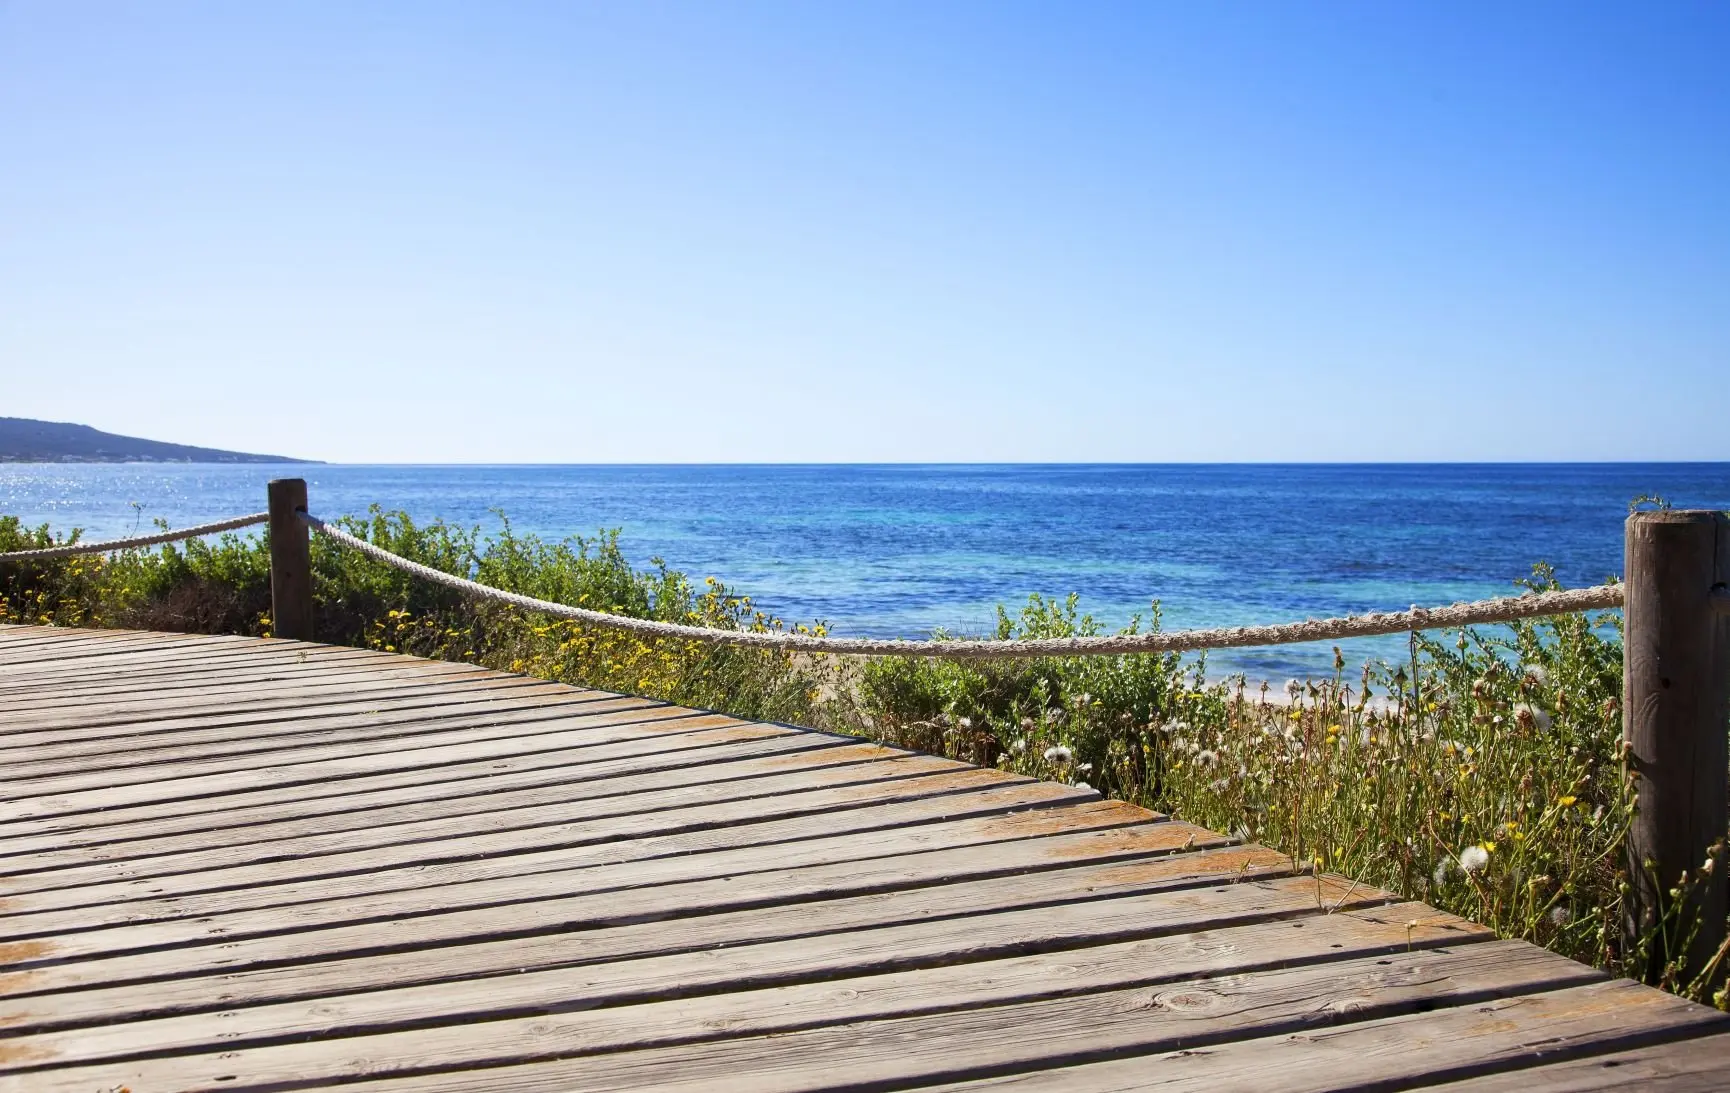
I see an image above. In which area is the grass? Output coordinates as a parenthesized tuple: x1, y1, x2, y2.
(4, 510, 1725, 1005)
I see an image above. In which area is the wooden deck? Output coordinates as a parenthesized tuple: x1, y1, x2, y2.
(1, 624, 1726, 1092)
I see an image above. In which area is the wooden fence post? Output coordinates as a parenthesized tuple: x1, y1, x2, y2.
(268, 478, 314, 642)
(1624, 509, 1729, 985)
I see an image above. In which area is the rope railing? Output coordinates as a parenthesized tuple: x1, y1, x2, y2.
(301, 511, 1624, 660)
(0, 512, 270, 562)
(8, 478, 1717, 980)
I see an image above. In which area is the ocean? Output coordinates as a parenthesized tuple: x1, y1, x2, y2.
(4, 462, 1727, 678)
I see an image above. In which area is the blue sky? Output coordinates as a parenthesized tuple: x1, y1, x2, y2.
(2, 2, 1725, 463)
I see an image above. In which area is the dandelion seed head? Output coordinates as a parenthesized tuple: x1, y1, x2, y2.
(1459, 845, 1491, 873)
(1523, 664, 1550, 687)
(1433, 858, 1453, 886)
(1284, 679, 1303, 699)
(1549, 906, 1572, 926)
(1043, 744, 1074, 764)
(1513, 703, 1553, 732)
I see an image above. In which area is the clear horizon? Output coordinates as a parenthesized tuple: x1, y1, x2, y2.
(4, 3, 1726, 463)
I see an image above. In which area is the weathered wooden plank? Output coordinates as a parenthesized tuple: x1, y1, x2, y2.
(1, 692, 662, 790)
(0, 625, 198, 648)
(0, 644, 502, 702)
(0, 649, 419, 696)
(1, 667, 588, 743)
(20, 940, 1610, 1093)
(1, 682, 613, 775)
(0, 624, 136, 642)
(916, 980, 1730, 1092)
(0, 637, 375, 677)
(5, 761, 1038, 897)
(1, 845, 1300, 1028)
(0, 711, 803, 831)
(0, 803, 1181, 965)
(0, 635, 482, 683)
(0, 648, 465, 695)
(0, 623, 203, 642)
(0, 628, 269, 660)
(0, 650, 382, 692)
(0, 730, 853, 854)
(0, 676, 590, 755)
(0, 685, 629, 776)
(0, 629, 180, 657)
(1422, 1031, 1730, 1091)
(0, 694, 704, 800)
(0, 668, 501, 720)
(2, 892, 1450, 1078)
(0, 658, 477, 708)
(0, 740, 937, 867)
(0, 655, 498, 710)
(0, 642, 404, 686)
(0, 781, 1107, 931)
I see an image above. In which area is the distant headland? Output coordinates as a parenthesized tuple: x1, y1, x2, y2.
(0, 417, 320, 464)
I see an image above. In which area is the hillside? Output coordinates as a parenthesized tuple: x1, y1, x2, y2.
(0, 417, 318, 463)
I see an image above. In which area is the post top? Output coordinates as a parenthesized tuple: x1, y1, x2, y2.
(1625, 508, 1729, 525)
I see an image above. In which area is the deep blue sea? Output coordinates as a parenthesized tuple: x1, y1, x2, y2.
(5, 463, 1728, 678)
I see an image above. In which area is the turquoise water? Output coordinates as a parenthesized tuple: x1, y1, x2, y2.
(4, 463, 1727, 678)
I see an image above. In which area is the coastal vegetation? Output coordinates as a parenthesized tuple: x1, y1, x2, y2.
(3, 509, 1724, 1006)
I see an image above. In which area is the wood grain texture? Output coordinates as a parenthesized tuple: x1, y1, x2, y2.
(49, 942, 1608, 1093)
(0, 741, 955, 868)
(0, 730, 853, 856)
(1423, 1031, 1730, 1091)
(266, 476, 313, 641)
(3, 765, 1058, 901)
(2, 625, 1724, 1092)
(1623, 510, 1730, 981)
(919, 980, 1730, 1092)
(1, 846, 1305, 1028)
(5, 901, 1465, 1085)
(1, 706, 762, 819)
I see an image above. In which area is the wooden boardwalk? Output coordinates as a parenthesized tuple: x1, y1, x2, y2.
(1, 624, 1726, 1092)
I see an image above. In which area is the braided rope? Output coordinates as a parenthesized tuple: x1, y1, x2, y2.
(0, 513, 270, 562)
(303, 512, 1624, 660)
